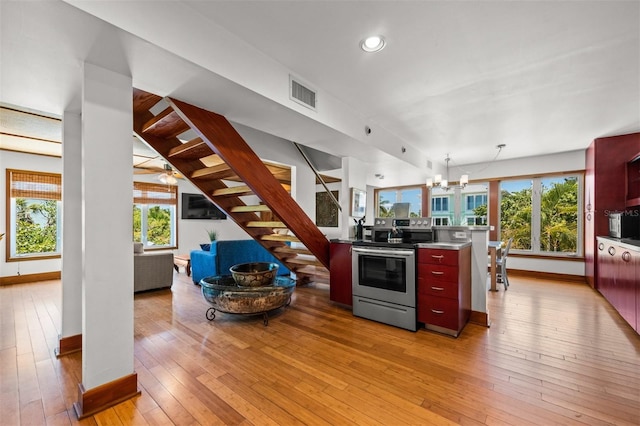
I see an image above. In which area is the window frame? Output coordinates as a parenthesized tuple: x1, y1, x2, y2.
(133, 181, 178, 250)
(374, 184, 427, 218)
(499, 173, 583, 258)
(5, 169, 62, 262)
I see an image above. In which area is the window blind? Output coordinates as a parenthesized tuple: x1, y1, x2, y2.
(133, 181, 177, 205)
(8, 169, 62, 200)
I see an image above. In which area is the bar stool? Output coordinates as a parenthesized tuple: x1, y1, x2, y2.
(496, 238, 513, 290)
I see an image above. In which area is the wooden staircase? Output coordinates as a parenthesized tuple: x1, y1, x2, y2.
(132, 89, 329, 284)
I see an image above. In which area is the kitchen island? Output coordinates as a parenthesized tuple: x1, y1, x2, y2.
(330, 225, 491, 330)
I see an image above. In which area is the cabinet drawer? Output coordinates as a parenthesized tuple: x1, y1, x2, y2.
(417, 263, 459, 284)
(418, 295, 459, 330)
(418, 279, 458, 299)
(417, 249, 459, 266)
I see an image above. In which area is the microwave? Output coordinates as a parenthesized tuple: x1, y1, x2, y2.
(608, 212, 639, 239)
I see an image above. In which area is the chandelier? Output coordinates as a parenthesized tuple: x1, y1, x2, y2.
(426, 155, 467, 191)
(426, 144, 505, 191)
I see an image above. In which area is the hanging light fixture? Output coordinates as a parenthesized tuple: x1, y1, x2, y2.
(426, 154, 464, 191)
(426, 145, 505, 191)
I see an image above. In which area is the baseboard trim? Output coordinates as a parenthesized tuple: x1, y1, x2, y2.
(0, 271, 61, 286)
(470, 311, 490, 327)
(73, 373, 140, 419)
(55, 334, 82, 357)
(509, 269, 586, 283)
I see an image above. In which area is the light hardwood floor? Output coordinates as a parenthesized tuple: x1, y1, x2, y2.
(1, 273, 639, 425)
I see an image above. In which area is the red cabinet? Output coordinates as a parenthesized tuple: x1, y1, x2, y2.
(626, 157, 640, 207)
(329, 241, 353, 306)
(596, 237, 638, 333)
(585, 133, 640, 288)
(417, 246, 471, 337)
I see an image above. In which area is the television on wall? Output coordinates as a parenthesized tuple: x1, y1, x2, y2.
(181, 193, 227, 220)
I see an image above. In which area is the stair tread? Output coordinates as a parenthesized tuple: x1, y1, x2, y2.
(273, 246, 312, 256)
(211, 185, 254, 197)
(286, 257, 323, 267)
(245, 221, 286, 228)
(168, 137, 214, 160)
(230, 205, 272, 213)
(191, 163, 234, 180)
(261, 234, 300, 243)
(142, 107, 190, 139)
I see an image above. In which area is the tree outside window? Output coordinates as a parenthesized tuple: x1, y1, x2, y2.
(6, 169, 61, 260)
(500, 179, 533, 250)
(133, 182, 177, 249)
(540, 177, 578, 253)
(500, 175, 580, 255)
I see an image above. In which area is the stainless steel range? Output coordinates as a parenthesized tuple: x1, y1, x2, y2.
(352, 217, 434, 331)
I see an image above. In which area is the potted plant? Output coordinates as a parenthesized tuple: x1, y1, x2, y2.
(200, 228, 217, 251)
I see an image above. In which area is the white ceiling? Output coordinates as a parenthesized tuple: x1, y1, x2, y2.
(1, 0, 639, 181)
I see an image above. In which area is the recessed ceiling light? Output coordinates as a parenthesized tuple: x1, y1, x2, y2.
(360, 35, 386, 53)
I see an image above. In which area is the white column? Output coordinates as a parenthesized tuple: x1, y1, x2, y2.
(81, 63, 134, 390)
(469, 228, 489, 315)
(60, 111, 82, 340)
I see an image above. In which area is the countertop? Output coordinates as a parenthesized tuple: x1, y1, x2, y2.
(415, 242, 472, 250)
(330, 238, 359, 244)
(596, 236, 640, 250)
(330, 239, 473, 250)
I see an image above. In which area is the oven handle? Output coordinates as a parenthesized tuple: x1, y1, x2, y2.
(352, 246, 415, 258)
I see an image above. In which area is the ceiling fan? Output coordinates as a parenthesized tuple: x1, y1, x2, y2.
(134, 161, 182, 184)
(157, 163, 179, 184)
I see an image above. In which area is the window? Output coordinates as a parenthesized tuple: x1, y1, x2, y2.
(133, 182, 178, 249)
(500, 175, 581, 256)
(6, 169, 62, 261)
(500, 179, 533, 250)
(376, 186, 423, 217)
(466, 194, 487, 211)
(431, 196, 449, 212)
(465, 193, 488, 225)
(433, 217, 449, 226)
(428, 183, 489, 226)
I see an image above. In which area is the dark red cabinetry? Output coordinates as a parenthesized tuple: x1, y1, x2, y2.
(416, 246, 471, 337)
(329, 241, 353, 306)
(585, 133, 640, 288)
(626, 157, 640, 207)
(596, 237, 638, 333)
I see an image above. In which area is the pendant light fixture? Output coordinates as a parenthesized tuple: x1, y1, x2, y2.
(426, 154, 466, 191)
(426, 144, 505, 191)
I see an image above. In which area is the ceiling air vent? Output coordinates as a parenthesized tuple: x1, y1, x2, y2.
(289, 75, 317, 111)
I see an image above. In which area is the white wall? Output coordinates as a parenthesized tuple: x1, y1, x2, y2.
(459, 149, 585, 181)
(1, 151, 63, 277)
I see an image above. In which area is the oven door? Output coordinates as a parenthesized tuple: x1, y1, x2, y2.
(352, 246, 416, 307)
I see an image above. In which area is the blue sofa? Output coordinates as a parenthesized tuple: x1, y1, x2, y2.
(190, 239, 290, 284)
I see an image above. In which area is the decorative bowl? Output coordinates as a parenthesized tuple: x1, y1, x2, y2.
(230, 262, 279, 287)
(200, 275, 294, 314)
